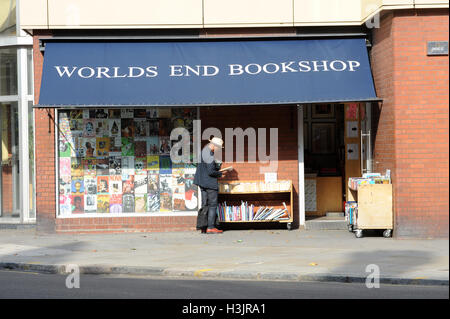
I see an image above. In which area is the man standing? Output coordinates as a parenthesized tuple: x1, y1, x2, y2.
(194, 137, 226, 234)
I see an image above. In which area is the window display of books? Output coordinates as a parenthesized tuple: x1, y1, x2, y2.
(217, 201, 290, 222)
(348, 171, 391, 191)
(219, 180, 291, 193)
(57, 108, 198, 216)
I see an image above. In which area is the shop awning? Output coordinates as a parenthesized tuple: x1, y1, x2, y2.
(37, 38, 380, 107)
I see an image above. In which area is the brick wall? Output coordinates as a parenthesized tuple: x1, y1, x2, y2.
(371, 9, 449, 238)
(34, 31, 57, 232)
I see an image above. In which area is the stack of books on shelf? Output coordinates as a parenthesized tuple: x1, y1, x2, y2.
(219, 181, 291, 193)
(217, 201, 290, 222)
(348, 171, 391, 191)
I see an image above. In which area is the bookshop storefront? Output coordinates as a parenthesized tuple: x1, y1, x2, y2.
(35, 37, 379, 233)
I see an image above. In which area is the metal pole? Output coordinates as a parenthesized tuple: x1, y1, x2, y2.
(297, 105, 305, 226)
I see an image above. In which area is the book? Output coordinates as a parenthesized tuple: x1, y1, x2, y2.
(84, 194, 97, 213)
(97, 195, 110, 213)
(109, 156, 122, 175)
(147, 193, 160, 212)
(97, 176, 109, 194)
(135, 194, 147, 213)
(134, 174, 148, 194)
(122, 194, 135, 212)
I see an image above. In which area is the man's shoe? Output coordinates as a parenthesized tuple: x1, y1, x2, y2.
(206, 228, 223, 234)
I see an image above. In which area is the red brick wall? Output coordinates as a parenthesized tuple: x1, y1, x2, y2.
(371, 9, 449, 238)
(34, 31, 57, 232)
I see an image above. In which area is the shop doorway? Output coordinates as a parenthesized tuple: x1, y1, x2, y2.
(0, 102, 20, 219)
(302, 103, 372, 227)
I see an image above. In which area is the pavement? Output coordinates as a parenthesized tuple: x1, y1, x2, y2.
(0, 228, 448, 286)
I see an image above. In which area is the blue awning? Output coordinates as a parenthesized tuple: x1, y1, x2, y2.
(37, 38, 379, 107)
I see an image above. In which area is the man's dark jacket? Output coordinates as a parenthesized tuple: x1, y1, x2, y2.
(193, 147, 222, 190)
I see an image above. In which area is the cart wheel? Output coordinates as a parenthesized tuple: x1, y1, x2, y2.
(355, 229, 363, 238)
(348, 224, 353, 232)
(383, 229, 392, 238)
(286, 223, 292, 231)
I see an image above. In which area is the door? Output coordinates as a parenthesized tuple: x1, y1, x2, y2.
(0, 102, 20, 218)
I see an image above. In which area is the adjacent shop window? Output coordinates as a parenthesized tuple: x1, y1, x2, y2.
(57, 108, 198, 216)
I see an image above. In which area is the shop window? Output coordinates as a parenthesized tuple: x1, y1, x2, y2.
(57, 108, 198, 216)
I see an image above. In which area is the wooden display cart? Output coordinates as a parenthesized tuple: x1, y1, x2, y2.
(348, 183, 393, 238)
(218, 180, 294, 230)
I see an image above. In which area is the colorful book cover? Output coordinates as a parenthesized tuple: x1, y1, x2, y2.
(94, 109, 108, 119)
(148, 120, 159, 135)
(159, 155, 172, 174)
(134, 138, 147, 157)
(184, 174, 198, 211)
(59, 157, 71, 176)
(121, 156, 135, 176)
(95, 119, 109, 137)
(121, 119, 135, 137)
(147, 193, 160, 212)
(83, 137, 96, 157)
(173, 171, 185, 188)
(84, 194, 97, 213)
(172, 192, 186, 211)
(122, 175, 135, 194)
(59, 176, 71, 196)
(122, 194, 135, 213)
(109, 194, 122, 213)
(84, 176, 97, 195)
(109, 175, 122, 194)
(134, 156, 147, 175)
(160, 192, 172, 211)
(147, 136, 159, 155)
(83, 119, 95, 137)
(71, 157, 83, 176)
(121, 137, 134, 156)
(147, 155, 159, 171)
(109, 156, 122, 175)
(59, 140, 72, 158)
(96, 137, 110, 156)
(109, 119, 121, 137)
(121, 109, 134, 118)
(159, 136, 171, 154)
(96, 157, 109, 176)
(147, 172, 159, 193)
(71, 194, 84, 214)
(59, 195, 71, 215)
(134, 174, 148, 194)
(135, 194, 147, 213)
(97, 195, 110, 213)
(83, 157, 96, 176)
(71, 176, 84, 195)
(134, 119, 148, 137)
(108, 109, 121, 119)
(97, 176, 109, 194)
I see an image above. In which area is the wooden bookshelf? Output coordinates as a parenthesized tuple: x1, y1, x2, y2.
(218, 180, 294, 230)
